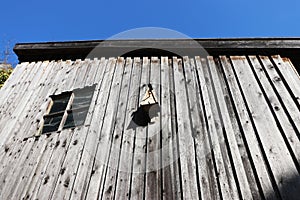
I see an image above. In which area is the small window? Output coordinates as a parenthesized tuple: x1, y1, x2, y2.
(41, 85, 95, 134)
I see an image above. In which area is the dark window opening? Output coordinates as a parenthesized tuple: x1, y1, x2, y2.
(41, 85, 95, 134)
(49, 92, 72, 114)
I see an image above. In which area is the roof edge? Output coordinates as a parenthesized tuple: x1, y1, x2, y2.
(13, 38, 300, 63)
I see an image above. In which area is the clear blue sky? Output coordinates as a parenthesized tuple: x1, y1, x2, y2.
(1, 0, 300, 64)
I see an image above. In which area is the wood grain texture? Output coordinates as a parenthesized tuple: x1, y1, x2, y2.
(0, 56, 299, 199)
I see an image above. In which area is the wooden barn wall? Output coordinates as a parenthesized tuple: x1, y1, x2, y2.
(0, 55, 300, 199)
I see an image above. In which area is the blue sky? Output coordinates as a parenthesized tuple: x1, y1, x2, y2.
(1, 0, 300, 64)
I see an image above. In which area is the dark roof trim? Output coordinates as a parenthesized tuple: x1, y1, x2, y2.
(14, 38, 300, 63)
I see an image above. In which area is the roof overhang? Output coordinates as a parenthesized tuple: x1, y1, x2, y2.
(13, 38, 300, 71)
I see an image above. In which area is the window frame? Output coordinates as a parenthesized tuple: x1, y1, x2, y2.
(39, 85, 95, 135)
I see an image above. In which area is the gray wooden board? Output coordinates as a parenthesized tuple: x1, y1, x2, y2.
(168, 57, 183, 199)
(67, 58, 109, 200)
(1, 61, 64, 184)
(160, 56, 175, 200)
(19, 134, 57, 199)
(1, 61, 42, 119)
(98, 57, 134, 199)
(196, 56, 233, 199)
(0, 61, 53, 194)
(220, 56, 277, 199)
(113, 57, 142, 199)
(144, 57, 162, 200)
(0, 61, 33, 121)
(271, 55, 300, 107)
(186, 57, 215, 200)
(1, 55, 300, 199)
(2, 61, 53, 143)
(173, 57, 200, 199)
(208, 56, 254, 199)
(251, 56, 300, 165)
(230, 56, 300, 200)
(32, 59, 90, 199)
(18, 61, 69, 199)
(0, 61, 58, 199)
(82, 57, 123, 200)
(26, 60, 65, 138)
(49, 59, 98, 199)
(32, 129, 74, 199)
(83, 57, 120, 199)
(130, 57, 149, 200)
(0, 61, 41, 134)
(0, 62, 28, 108)
(260, 56, 300, 134)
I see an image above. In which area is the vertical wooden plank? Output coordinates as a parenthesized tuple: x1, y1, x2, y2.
(220, 56, 277, 199)
(215, 57, 262, 199)
(48, 60, 101, 199)
(0, 62, 26, 93)
(144, 57, 162, 200)
(55, 59, 80, 95)
(0, 60, 53, 144)
(20, 60, 73, 200)
(26, 60, 67, 137)
(92, 57, 132, 200)
(32, 59, 92, 200)
(0, 138, 36, 197)
(271, 55, 300, 106)
(195, 56, 231, 199)
(72, 59, 91, 90)
(78, 58, 105, 125)
(0, 61, 53, 197)
(168, 58, 183, 199)
(99, 57, 135, 200)
(113, 57, 141, 199)
(2, 60, 70, 199)
(130, 57, 149, 200)
(96, 56, 126, 200)
(32, 129, 75, 200)
(48, 60, 73, 96)
(0, 62, 28, 107)
(185, 57, 215, 200)
(208, 56, 254, 199)
(82, 57, 119, 199)
(203, 57, 240, 200)
(1, 61, 41, 115)
(251, 56, 300, 165)
(54, 58, 122, 200)
(58, 59, 80, 93)
(20, 134, 58, 199)
(0, 61, 42, 136)
(262, 56, 300, 134)
(160, 56, 176, 199)
(66, 58, 110, 199)
(172, 57, 200, 200)
(0, 61, 33, 121)
(0, 61, 52, 169)
(194, 56, 226, 200)
(85, 58, 101, 87)
(15, 61, 71, 199)
(0, 61, 60, 200)
(51, 60, 102, 199)
(230, 56, 300, 200)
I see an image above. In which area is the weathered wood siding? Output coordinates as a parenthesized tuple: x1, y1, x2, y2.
(0, 55, 300, 199)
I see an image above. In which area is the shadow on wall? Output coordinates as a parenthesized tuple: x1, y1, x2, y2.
(127, 103, 160, 130)
(265, 173, 300, 200)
